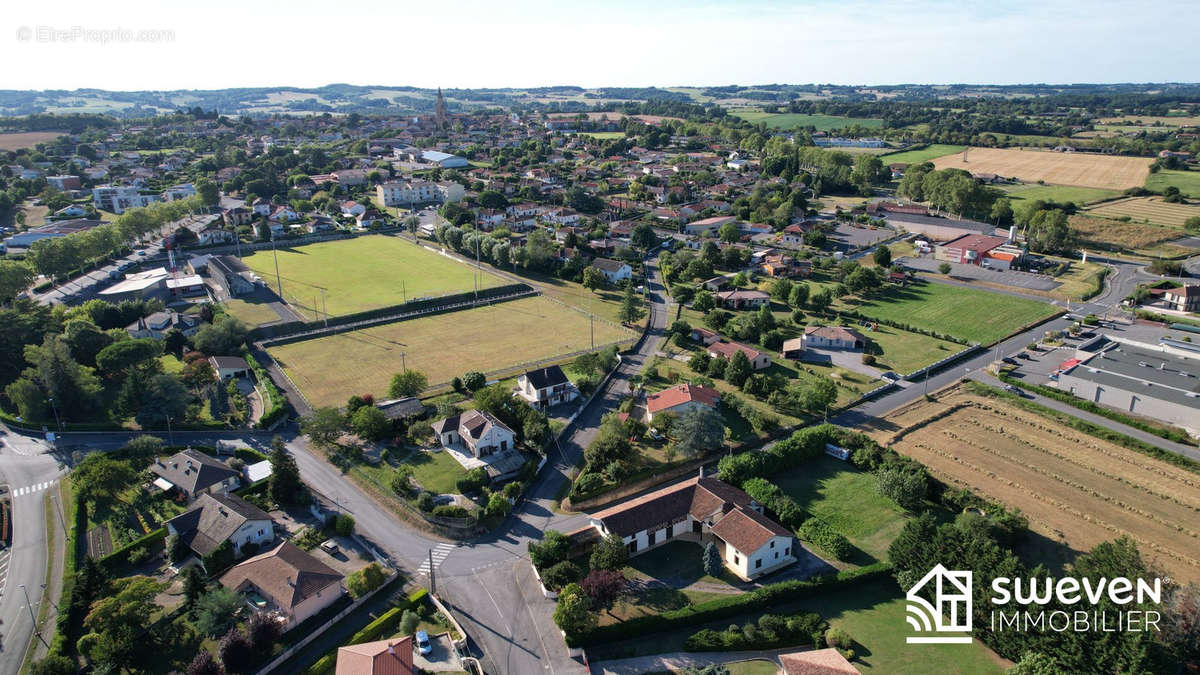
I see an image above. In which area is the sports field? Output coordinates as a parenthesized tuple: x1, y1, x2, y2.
(878, 144, 963, 165)
(1145, 168, 1200, 198)
(931, 147, 1152, 190)
(731, 111, 883, 131)
(1083, 196, 1200, 228)
(1001, 183, 1120, 205)
(240, 235, 502, 317)
(268, 296, 635, 407)
(839, 280, 1061, 345)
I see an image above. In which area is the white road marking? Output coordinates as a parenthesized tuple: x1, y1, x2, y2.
(12, 480, 56, 498)
(416, 542, 456, 574)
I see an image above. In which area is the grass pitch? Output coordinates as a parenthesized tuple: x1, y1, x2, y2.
(879, 144, 965, 165)
(268, 296, 635, 407)
(240, 235, 503, 318)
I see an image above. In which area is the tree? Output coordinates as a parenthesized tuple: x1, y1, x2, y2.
(724, 350, 752, 387)
(872, 246, 892, 268)
(168, 533, 189, 563)
(718, 221, 740, 243)
(268, 436, 304, 504)
(573, 352, 600, 377)
(702, 541, 722, 577)
(96, 338, 162, 378)
(335, 512, 356, 536)
(797, 377, 837, 414)
(83, 575, 164, 671)
(389, 369, 428, 397)
(673, 405, 725, 456)
(619, 282, 643, 323)
(788, 282, 810, 308)
(191, 315, 249, 355)
(346, 562, 388, 598)
(581, 266, 605, 293)
(1162, 582, 1200, 665)
(182, 564, 207, 607)
(692, 290, 716, 312)
(186, 650, 226, 675)
(1006, 652, 1063, 675)
(24, 334, 103, 417)
(769, 278, 793, 303)
(529, 530, 571, 570)
(631, 223, 657, 249)
(399, 609, 420, 636)
(218, 628, 253, 674)
(462, 370, 486, 392)
(73, 453, 136, 507)
(246, 611, 282, 650)
(195, 178, 220, 208)
(301, 407, 345, 447)
(1026, 208, 1073, 254)
(486, 492, 512, 518)
(1186, 216, 1200, 234)
(0, 260, 34, 305)
(580, 569, 625, 613)
(193, 586, 242, 637)
(350, 405, 390, 441)
(553, 583, 596, 636)
(29, 655, 77, 675)
(589, 533, 630, 571)
(938, 262, 952, 275)
(135, 373, 190, 428)
(875, 464, 929, 511)
(808, 289, 832, 314)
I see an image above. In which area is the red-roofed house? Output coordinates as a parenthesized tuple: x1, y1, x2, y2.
(1163, 284, 1200, 313)
(707, 341, 771, 370)
(780, 648, 860, 674)
(335, 636, 414, 675)
(588, 471, 796, 580)
(645, 383, 721, 421)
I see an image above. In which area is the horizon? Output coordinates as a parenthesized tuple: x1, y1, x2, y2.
(3, 0, 1196, 91)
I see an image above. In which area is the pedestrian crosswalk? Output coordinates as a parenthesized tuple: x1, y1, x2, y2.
(417, 542, 456, 575)
(12, 480, 55, 498)
(0, 546, 10, 593)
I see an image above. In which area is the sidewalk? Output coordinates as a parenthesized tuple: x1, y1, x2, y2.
(590, 646, 800, 674)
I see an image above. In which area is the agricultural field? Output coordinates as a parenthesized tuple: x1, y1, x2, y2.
(837, 280, 1061, 345)
(1069, 214, 1190, 256)
(731, 111, 883, 131)
(579, 131, 625, 140)
(1082, 196, 1200, 228)
(1001, 183, 1120, 206)
(0, 131, 64, 150)
(931, 147, 1152, 190)
(239, 235, 503, 317)
(867, 384, 1200, 581)
(268, 296, 635, 407)
(1097, 115, 1200, 127)
(877, 144, 964, 165)
(1145, 168, 1200, 198)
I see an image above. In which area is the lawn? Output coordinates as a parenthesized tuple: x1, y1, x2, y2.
(727, 661, 780, 675)
(837, 280, 1060, 345)
(1001, 183, 1120, 206)
(268, 296, 636, 407)
(878, 144, 964, 165)
(223, 298, 284, 326)
(580, 131, 626, 140)
(732, 111, 883, 131)
(775, 457, 909, 565)
(396, 448, 466, 495)
(239, 235, 503, 317)
(859, 323, 963, 375)
(1145, 168, 1200, 198)
(603, 540, 742, 626)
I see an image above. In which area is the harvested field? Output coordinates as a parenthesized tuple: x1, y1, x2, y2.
(931, 147, 1152, 190)
(1098, 115, 1200, 127)
(0, 131, 64, 150)
(1083, 196, 1200, 228)
(1069, 214, 1183, 250)
(866, 385, 1200, 581)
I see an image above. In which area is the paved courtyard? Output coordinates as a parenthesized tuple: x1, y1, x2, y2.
(900, 255, 1062, 291)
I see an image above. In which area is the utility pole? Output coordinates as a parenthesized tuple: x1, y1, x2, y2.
(47, 396, 63, 432)
(923, 366, 931, 395)
(320, 288, 328, 327)
(50, 493, 67, 533)
(401, 280, 407, 304)
(19, 584, 41, 645)
(166, 416, 175, 445)
(401, 352, 407, 372)
(271, 231, 283, 299)
(428, 548, 436, 594)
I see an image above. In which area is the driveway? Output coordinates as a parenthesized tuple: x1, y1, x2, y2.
(797, 346, 885, 379)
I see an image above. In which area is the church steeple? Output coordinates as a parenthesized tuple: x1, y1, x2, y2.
(435, 87, 447, 131)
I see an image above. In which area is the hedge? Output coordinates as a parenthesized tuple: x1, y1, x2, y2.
(566, 562, 891, 647)
(798, 520, 853, 561)
(244, 349, 290, 428)
(100, 527, 167, 570)
(684, 611, 824, 651)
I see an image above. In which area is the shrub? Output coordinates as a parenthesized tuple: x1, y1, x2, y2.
(683, 610, 825, 651)
(456, 466, 489, 494)
(334, 513, 355, 537)
(861, 353, 876, 365)
(347, 562, 388, 599)
(432, 504, 471, 518)
(399, 609, 420, 636)
(798, 519, 853, 561)
(825, 626, 853, 648)
(541, 561, 583, 591)
(529, 530, 571, 570)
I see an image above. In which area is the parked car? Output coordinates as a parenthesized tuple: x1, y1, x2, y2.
(319, 540, 339, 555)
(416, 630, 432, 656)
(1004, 384, 1023, 396)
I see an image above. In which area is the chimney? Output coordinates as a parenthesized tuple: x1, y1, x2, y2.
(698, 465, 705, 479)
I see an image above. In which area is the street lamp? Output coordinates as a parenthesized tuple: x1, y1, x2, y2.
(166, 415, 175, 446)
(47, 396, 63, 432)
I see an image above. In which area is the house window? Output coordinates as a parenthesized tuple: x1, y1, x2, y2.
(628, 540, 638, 554)
(500, 440, 508, 451)
(665, 526, 673, 540)
(755, 559, 762, 569)
(769, 541, 774, 549)
(648, 530, 656, 546)
(774, 552, 779, 559)
(733, 553, 739, 565)
(784, 546, 790, 556)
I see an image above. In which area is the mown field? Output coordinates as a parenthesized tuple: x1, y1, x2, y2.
(868, 385, 1200, 582)
(1001, 183, 1120, 206)
(0, 131, 64, 150)
(1069, 214, 1191, 256)
(1145, 168, 1200, 198)
(269, 296, 635, 407)
(879, 144, 964, 165)
(1098, 115, 1200, 127)
(838, 280, 1061, 345)
(931, 147, 1152, 190)
(240, 235, 502, 317)
(1083, 195, 1200, 228)
(731, 111, 883, 131)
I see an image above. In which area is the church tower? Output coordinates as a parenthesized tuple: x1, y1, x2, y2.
(435, 87, 447, 130)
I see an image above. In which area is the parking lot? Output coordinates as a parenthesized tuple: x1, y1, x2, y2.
(900, 255, 1062, 291)
(828, 221, 896, 251)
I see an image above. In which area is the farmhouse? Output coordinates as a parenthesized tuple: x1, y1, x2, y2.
(645, 383, 721, 421)
(219, 541, 345, 628)
(803, 325, 867, 351)
(780, 337, 806, 360)
(150, 448, 241, 500)
(516, 365, 578, 410)
(1055, 336, 1200, 434)
(707, 341, 771, 370)
(714, 289, 770, 310)
(591, 258, 633, 283)
(587, 472, 796, 580)
(433, 409, 516, 458)
(165, 492, 275, 559)
(779, 649, 859, 675)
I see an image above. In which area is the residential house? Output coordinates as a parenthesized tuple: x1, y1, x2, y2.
(592, 258, 633, 284)
(197, 225, 237, 246)
(780, 648, 860, 675)
(356, 210, 385, 229)
(645, 383, 721, 421)
(165, 492, 275, 559)
(689, 326, 721, 345)
(209, 356, 251, 381)
(516, 365, 578, 410)
(781, 224, 807, 247)
(707, 341, 771, 370)
(1163, 284, 1200, 312)
(331, 169, 368, 186)
(803, 325, 866, 350)
(52, 205, 87, 218)
(46, 175, 81, 191)
(250, 198, 272, 216)
(714, 289, 770, 310)
(270, 205, 300, 223)
(150, 448, 241, 500)
(162, 183, 197, 201)
(587, 472, 795, 580)
(684, 215, 736, 237)
(126, 311, 203, 339)
(432, 410, 516, 458)
(376, 397, 427, 423)
(780, 338, 806, 360)
(340, 200, 367, 217)
(219, 542, 345, 628)
(335, 636, 414, 675)
(92, 185, 160, 214)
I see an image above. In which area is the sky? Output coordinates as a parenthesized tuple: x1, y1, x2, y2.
(2, 0, 1196, 91)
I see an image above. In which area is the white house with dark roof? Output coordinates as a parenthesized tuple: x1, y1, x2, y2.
(586, 471, 796, 580)
(166, 492, 275, 559)
(591, 258, 632, 284)
(208, 356, 251, 381)
(516, 365, 578, 410)
(432, 409, 515, 458)
(150, 448, 241, 501)
(126, 311, 203, 340)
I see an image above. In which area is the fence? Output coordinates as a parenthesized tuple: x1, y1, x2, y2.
(422, 340, 636, 396)
(259, 571, 402, 675)
(902, 344, 985, 381)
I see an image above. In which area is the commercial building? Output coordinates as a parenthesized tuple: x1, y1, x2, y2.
(92, 185, 161, 214)
(376, 180, 464, 207)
